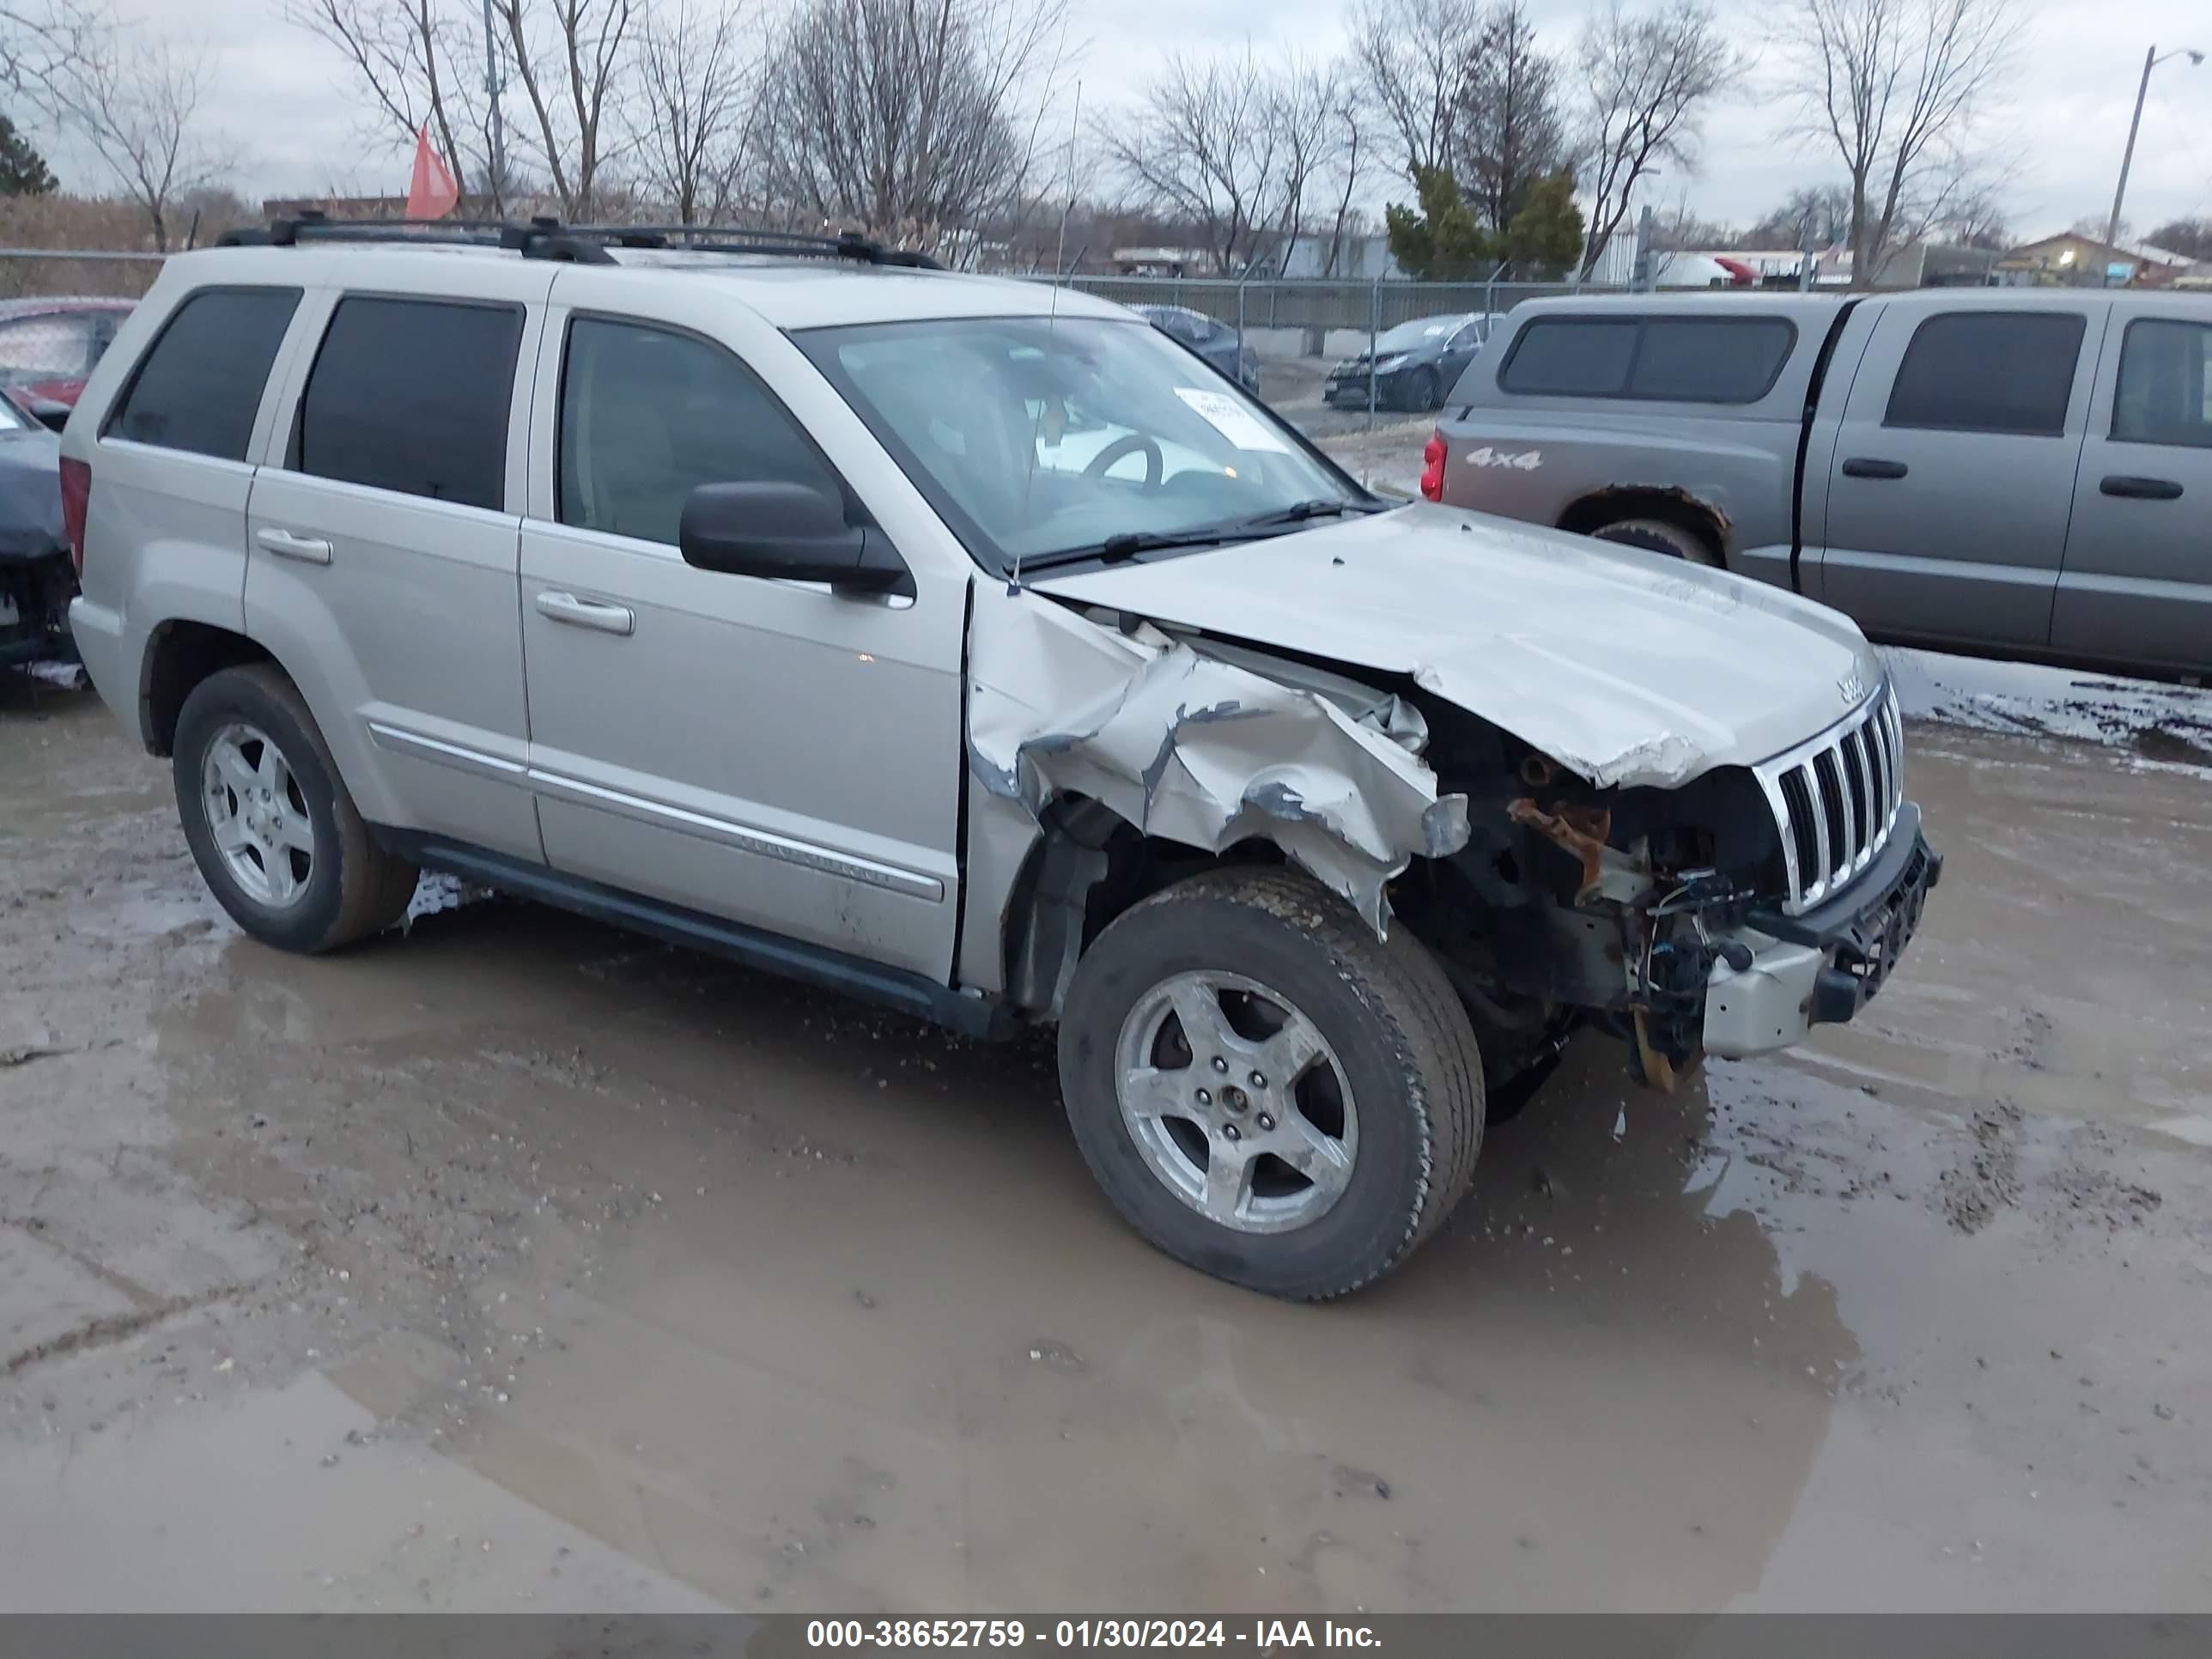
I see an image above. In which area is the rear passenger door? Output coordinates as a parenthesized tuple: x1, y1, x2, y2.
(1815, 304, 2101, 650)
(245, 276, 550, 862)
(2053, 312, 2212, 674)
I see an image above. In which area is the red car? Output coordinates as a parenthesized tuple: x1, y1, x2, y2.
(0, 295, 137, 420)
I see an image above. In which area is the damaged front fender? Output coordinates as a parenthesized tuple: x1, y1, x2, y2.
(963, 582, 1469, 995)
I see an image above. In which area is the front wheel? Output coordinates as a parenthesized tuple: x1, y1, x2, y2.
(1058, 869, 1485, 1299)
(1405, 367, 1441, 412)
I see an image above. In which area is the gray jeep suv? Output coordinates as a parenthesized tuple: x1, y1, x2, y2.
(65, 218, 1939, 1299)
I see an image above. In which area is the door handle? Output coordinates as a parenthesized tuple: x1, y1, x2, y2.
(2100, 474, 2184, 501)
(535, 591, 635, 636)
(254, 527, 334, 564)
(1841, 458, 1909, 480)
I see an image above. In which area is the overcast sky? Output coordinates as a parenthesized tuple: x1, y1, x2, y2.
(58, 0, 2212, 244)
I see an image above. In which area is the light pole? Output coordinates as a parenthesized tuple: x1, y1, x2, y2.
(481, 0, 507, 212)
(2103, 44, 2204, 266)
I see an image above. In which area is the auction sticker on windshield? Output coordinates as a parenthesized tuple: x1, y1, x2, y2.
(1174, 386, 1290, 453)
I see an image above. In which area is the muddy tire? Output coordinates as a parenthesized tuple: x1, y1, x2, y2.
(1591, 516, 1723, 567)
(1058, 867, 1484, 1299)
(173, 664, 419, 954)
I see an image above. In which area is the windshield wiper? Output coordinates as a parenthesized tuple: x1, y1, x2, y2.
(1027, 499, 1378, 572)
(1094, 526, 1243, 562)
(1230, 498, 1377, 530)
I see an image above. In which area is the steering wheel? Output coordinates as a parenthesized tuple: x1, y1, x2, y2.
(1084, 432, 1164, 491)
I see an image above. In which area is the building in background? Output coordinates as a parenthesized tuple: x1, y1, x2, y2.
(1996, 233, 2194, 287)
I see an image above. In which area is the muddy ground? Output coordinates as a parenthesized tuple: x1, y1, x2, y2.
(2, 666, 2208, 1613)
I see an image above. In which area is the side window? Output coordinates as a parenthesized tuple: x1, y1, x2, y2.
(0, 313, 94, 380)
(557, 316, 842, 548)
(295, 295, 521, 510)
(1884, 311, 2087, 436)
(2111, 318, 2212, 450)
(1498, 319, 1639, 396)
(1628, 318, 1797, 402)
(106, 287, 301, 460)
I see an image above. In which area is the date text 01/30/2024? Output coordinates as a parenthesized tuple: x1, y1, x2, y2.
(805, 1620, 1383, 1649)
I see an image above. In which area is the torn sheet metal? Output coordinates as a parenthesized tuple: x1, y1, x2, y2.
(967, 585, 1469, 939)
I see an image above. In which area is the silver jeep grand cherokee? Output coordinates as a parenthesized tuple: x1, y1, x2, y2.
(64, 218, 1940, 1300)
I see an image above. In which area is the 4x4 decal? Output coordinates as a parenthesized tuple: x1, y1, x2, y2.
(1462, 446, 1542, 471)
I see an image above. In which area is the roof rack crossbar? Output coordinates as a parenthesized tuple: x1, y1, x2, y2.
(213, 214, 933, 270)
(562, 222, 944, 270)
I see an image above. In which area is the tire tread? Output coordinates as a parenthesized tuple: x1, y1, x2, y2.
(1069, 867, 1484, 1299)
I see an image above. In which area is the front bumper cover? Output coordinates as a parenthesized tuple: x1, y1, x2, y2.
(1324, 369, 1407, 404)
(1704, 804, 1942, 1060)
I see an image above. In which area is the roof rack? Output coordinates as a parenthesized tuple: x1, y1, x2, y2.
(218, 210, 618, 264)
(216, 210, 943, 270)
(566, 224, 945, 270)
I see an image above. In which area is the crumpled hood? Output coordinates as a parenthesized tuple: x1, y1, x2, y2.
(1031, 503, 1884, 788)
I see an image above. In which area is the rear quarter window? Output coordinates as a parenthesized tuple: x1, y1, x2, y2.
(1499, 314, 1798, 404)
(105, 287, 302, 460)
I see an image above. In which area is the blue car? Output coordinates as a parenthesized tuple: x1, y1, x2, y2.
(1326, 313, 1494, 412)
(1131, 305, 1263, 394)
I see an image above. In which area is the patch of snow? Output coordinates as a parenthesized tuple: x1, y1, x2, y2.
(1883, 647, 2212, 769)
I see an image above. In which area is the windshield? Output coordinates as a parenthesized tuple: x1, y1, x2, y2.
(1374, 317, 1463, 354)
(799, 315, 1364, 573)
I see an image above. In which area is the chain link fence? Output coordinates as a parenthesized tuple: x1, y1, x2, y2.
(1049, 274, 1627, 343)
(0, 246, 167, 301)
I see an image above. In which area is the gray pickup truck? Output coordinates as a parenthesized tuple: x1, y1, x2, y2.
(1428, 289, 2212, 677)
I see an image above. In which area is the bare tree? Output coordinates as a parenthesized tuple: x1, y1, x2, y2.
(1316, 92, 1374, 276)
(629, 0, 756, 222)
(1745, 182, 1852, 247)
(1927, 177, 2009, 248)
(1106, 49, 1352, 276)
(1455, 0, 1568, 231)
(489, 0, 638, 218)
(289, 0, 512, 210)
(1574, 0, 1744, 278)
(750, 0, 1069, 258)
(1770, 0, 2015, 287)
(1349, 0, 1481, 183)
(43, 29, 234, 249)
(0, 0, 97, 89)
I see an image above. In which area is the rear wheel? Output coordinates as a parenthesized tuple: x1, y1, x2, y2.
(1591, 516, 1723, 567)
(173, 665, 419, 953)
(1058, 868, 1484, 1299)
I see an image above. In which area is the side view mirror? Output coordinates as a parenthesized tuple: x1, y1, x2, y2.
(28, 398, 70, 433)
(678, 481, 908, 595)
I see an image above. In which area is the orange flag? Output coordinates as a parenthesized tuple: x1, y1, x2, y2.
(405, 123, 459, 220)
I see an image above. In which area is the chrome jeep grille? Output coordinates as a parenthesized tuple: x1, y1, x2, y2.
(1753, 683, 1904, 915)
